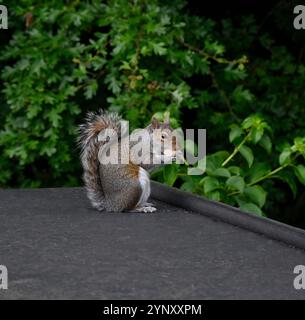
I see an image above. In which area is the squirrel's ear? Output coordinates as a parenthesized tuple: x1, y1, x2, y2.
(151, 117, 160, 129)
(163, 113, 170, 128)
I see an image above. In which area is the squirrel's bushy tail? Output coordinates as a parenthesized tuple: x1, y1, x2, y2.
(77, 109, 122, 211)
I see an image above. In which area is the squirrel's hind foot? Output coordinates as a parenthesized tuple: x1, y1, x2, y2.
(142, 202, 154, 207)
(132, 205, 157, 213)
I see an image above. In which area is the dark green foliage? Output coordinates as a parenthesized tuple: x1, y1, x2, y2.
(1, 1, 305, 224)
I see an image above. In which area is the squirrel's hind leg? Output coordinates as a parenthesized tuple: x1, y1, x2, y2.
(130, 168, 157, 213)
(104, 183, 142, 212)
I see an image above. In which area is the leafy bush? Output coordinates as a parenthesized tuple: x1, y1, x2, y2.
(1, 1, 305, 225)
(156, 114, 305, 216)
(0, 0, 246, 187)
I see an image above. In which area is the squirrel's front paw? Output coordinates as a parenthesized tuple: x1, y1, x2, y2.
(134, 205, 157, 213)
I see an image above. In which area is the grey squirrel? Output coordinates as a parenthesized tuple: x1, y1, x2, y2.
(78, 109, 182, 213)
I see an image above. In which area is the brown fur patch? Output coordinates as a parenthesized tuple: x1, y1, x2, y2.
(127, 161, 140, 179)
(92, 120, 107, 132)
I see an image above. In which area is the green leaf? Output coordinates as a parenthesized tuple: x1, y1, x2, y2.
(239, 145, 254, 168)
(239, 202, 263, 216)
(152, 42, 167, 55)
(84, 80, 98, 99)
(48, 110, 61, 128)
(232, 85, 253, 103)
(106, 75, 121, 94)
(228, 166, 243, 176)
(293, 137, 305, 153)
(206, 151, 229, 174)
(250, 127, 264, 144)
(226, 176, 245, 193)
(246, 162, 270, 184)
(206, 190, 221, 201)
(163, 164, 178, 186)
(279, 148, 291, 166)
(229, 124, 243, 143)
(181, 181, 196, 192)
(293, 165, 305, 186)
(259, 134, 272, 154)
(211, 168, 231, 178)
(242, 115, 254, 129)
(119, 61, 132, 71)
(244, 186, 267, 208)
(202, 176, 220, 193)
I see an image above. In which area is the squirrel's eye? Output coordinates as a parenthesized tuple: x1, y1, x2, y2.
(161, 132, 168, 140)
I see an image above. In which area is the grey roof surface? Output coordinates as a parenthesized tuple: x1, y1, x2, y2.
(0, 187, 305, 300)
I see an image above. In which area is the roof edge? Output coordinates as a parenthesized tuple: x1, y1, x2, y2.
(151, 181, 305, 251)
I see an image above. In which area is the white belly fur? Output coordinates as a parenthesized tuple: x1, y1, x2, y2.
(137, 167, 150, 206)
